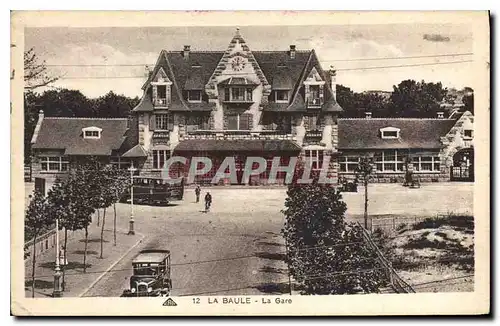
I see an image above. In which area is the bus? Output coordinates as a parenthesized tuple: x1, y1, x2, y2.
(120, 176, 184, 206)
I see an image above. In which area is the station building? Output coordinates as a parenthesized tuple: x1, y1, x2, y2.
(30, 28, 475, 185)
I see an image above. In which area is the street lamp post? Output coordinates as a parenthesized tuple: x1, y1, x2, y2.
(52, 218, 62, 297)
(128, 166, 137, 235)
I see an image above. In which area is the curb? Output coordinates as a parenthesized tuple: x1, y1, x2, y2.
(78, 232, 145, 297)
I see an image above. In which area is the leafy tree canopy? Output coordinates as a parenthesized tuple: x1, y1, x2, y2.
(281, 170, 386, 294)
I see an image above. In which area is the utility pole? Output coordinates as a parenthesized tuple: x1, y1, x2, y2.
(128, 165, 136, 235)
(52, 218, 62, 297)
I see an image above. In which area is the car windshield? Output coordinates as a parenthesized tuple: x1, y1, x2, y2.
(133, 263, 159, 276)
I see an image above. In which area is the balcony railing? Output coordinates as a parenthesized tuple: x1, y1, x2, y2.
(306, 98, 323, 108)
(305, 130, 323, 138)
(188, 129, 252, 135)
(153, 98, 169, 107)
(152, 130, 170, 139)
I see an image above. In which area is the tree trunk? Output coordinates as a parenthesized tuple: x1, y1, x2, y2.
(62, 228, 68, 291)
(100, 208, 106, 259)
(31, 233, 37, 298)
(364, 178, 368, 230)
(97, 209, 100, 227)
(83, 226, 88, 273)
(113, 203, 117, 246)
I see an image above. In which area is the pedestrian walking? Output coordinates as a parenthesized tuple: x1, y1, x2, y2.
(195, 185, 201, 203)
(204, 192, 212, 212)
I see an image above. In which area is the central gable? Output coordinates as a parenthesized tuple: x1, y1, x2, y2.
(205, 28, 271, 99)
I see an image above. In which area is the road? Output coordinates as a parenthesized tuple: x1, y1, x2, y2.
(81, 192, 290, 297)
(77, 183, 473, 297)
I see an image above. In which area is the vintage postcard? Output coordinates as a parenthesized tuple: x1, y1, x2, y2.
(11, 11, 490, 316)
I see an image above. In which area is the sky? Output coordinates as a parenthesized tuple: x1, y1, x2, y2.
(24, 24, 474, 98)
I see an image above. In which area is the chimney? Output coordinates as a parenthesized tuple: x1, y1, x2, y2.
(329, 66, 337, 101)
(183, 45, 190, 60)
(437, 111, 444, 119)
(365, 111, 372, 119)
(289, 45, 296, 59)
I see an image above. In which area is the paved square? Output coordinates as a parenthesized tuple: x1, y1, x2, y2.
(25, 182, 473, 296)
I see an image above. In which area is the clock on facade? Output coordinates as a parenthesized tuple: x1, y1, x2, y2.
(230, 56, 246, 71)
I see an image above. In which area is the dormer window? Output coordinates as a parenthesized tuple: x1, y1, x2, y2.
(151, 67, 172, 108)
(380, 127, 400, 139)
(82, 126, 102, 139)
(224, 87, 253, 102)
(187, 90, 202, 103)
(303, 67, 325, 108)
(274, 90, 289, 103)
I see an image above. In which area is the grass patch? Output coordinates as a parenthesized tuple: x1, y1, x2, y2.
(413, 214, 474, 231)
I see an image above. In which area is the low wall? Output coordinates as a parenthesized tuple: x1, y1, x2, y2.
(24, 228, 57, 262)
(340, 172, 449, 183)
(24, 228, 80, 263)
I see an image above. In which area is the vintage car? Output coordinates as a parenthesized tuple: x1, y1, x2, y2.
(120, 177, 184, 206)
(122, 249, 172, 297)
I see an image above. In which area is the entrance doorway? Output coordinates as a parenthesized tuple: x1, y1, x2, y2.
(450, 148, 474, 182)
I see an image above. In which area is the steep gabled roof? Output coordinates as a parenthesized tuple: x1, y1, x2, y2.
(338, 118, 457, 150)
(134, 30, 342, 114)
(134, 51, 222, 113)
(32, 117, 129, 156)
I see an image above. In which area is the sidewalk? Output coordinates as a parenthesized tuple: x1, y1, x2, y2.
(24, 222, 143, 298)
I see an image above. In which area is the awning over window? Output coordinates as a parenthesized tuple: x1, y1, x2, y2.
(173, 139, 301, 152)
(219, 77, 259, 86)
(121, 144, 148, 157)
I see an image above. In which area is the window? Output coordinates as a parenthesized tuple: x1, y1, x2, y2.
(380, 127, 400, 139)
(412, 156, 441, 172)
(339, 156, 360, 172)
(225, 87, 253, 102)
(304, 115, 319, 131)
(275, 90, 289, 103)
(82, 126, 102, 139)
(225, 113, 252, 131)
(153, 150, 170, 169)
(305, 150, 324, 170)
(153, 83, 171, 107)
(382, 131, 398, 138)
(270, 116, 292, 133)
(374, 150, 404, 172)
(464, 129, 473, 139)
(110, 157, 131, 170)
(155, 114, 172, 131)
(187, 90, 202, 102)
(84, 130, 99, 138)
(187, 115, 209, 131)
(307, 85, 323, 106)
(40, 156, 69, 172)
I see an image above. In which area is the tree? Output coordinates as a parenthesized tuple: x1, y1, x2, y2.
(462, 87, 474, 114)
(32, 89, 94, 117)
(93, 91, 140, 118)
(390, 79, 447, 118)
(24, 91, 39, 164)
(108, 168, 130, 246)
(24, 47, 58, 90)
(354, 157, 375, 230)
(281, 169, 385, 294)
(25, 191, 53, 297)
(336, 85, 390, 118)
(96, 165, 118, 258)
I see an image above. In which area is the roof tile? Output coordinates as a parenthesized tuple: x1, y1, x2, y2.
(338, 118, 457, 149)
